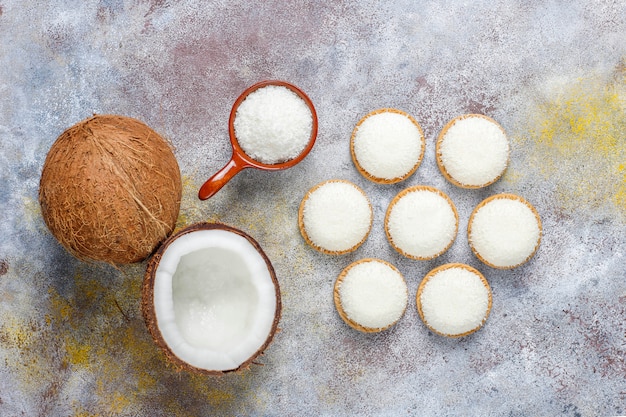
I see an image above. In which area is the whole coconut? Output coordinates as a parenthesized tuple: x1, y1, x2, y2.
(39, 115, 182, 264)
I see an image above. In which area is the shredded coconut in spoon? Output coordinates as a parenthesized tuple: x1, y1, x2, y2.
(234, 85, 313, 164)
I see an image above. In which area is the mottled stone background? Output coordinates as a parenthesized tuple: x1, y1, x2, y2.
(1, 1, 625, 416)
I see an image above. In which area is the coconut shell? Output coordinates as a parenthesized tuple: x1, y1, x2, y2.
(39, 114, 182, 264)
(141, 222, 282, 375)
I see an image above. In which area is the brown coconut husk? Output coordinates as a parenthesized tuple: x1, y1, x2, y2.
(141, 222, 282, 375)
(39, 114, 182, 264)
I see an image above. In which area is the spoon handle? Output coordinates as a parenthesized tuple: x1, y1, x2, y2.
(198, 153, 248, 200)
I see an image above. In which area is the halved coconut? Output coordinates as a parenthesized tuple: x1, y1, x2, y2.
(142, 223, 281, 375)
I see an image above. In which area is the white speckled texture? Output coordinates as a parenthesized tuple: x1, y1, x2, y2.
(419, 266, 491, 336)
(469, 196, 541, 268)
(438, 115, 509, 187)
(301, 180, 372, 253)
(0, 1, 625, 416)
(386, 187, 458, 259)
(352, 110, 424, 180)
(338, 259, 408, 330)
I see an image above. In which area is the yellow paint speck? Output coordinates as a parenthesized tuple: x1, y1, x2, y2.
(64, 337, 92, 366)
(512, 68, 626, 220)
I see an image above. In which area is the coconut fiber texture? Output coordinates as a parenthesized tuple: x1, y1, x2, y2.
(39, 115, 182, 264)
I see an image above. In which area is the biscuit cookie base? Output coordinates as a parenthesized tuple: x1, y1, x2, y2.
(416, 263, 492, 338)
(334, 258, 407, 333)
(298, 179, 373, 255)
(384, 185, 459, 260)
(350, 108, 425, 184)
(435, 114, 509, 189)
(467, 193, 542, 269)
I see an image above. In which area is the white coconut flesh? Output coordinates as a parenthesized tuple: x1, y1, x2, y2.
(153, 229, 277, 372)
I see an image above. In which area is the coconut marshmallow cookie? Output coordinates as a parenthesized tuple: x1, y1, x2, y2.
(417, 263, 492, 338)
(233, 84, 313, 164)
(468, 193, 542, 269)
(142, 223, 281, 375)
(334, 259, 408, 332)
(298, 180, 373, 254)
(350, 108, 425, 184)
(385, 186, 458, 260)
(436, 114, 509, 188)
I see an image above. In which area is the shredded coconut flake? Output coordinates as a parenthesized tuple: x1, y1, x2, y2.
(339, 260, 408, 329)
(469, 196, 541, 268)
(386, 188, 457, 259)
(439, 115, 509, 186)
(302, 181, 372, 252)
(353, 111, 424, 180)
(420, 266, 490, 336)
(234, 85, 313, 164)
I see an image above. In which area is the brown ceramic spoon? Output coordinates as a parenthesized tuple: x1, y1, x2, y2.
(198, 80, 318, 200)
